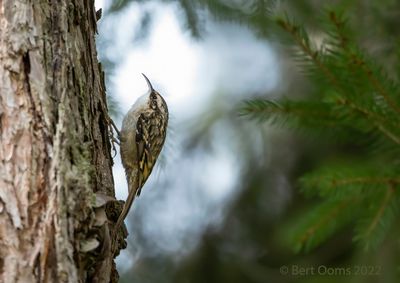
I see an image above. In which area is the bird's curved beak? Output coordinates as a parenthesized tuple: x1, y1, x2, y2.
(142, 73, 154, 93)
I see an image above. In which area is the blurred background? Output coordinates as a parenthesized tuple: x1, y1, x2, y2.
(95, 1, 400, 282)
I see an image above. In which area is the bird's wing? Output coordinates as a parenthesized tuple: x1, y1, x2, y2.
(135, 114, 152, 195)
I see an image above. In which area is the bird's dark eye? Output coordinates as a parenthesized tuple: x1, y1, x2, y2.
(151, 93, 157, 100)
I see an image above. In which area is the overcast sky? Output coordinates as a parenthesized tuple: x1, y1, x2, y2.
(95, 0, 280, 272)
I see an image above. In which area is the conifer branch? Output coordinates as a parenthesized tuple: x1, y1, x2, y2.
(277, 19, 340, 87)
(376, 124, 400, 145)
(328, 11, 348, 48)
(330, 11, 400, 116)
(361, 62, 400, 116)
(337, 98, 400, 145)
(240, 99, 339, 127)
(297, 198, 355, 249)
(278, 17, 400, 144)
(363, 185, 395, 240)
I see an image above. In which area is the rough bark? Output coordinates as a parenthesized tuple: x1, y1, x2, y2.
(0, 0, 119, 282)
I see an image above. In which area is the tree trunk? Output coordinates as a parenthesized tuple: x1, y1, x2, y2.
(0, 0, 120, 282)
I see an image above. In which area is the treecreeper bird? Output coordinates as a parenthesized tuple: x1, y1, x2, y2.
(114, 74, 169, 235)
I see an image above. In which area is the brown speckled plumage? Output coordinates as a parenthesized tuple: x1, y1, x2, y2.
(114, 74, 168, 234)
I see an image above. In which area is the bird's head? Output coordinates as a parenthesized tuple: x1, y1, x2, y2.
(142, 73, 168, 115)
